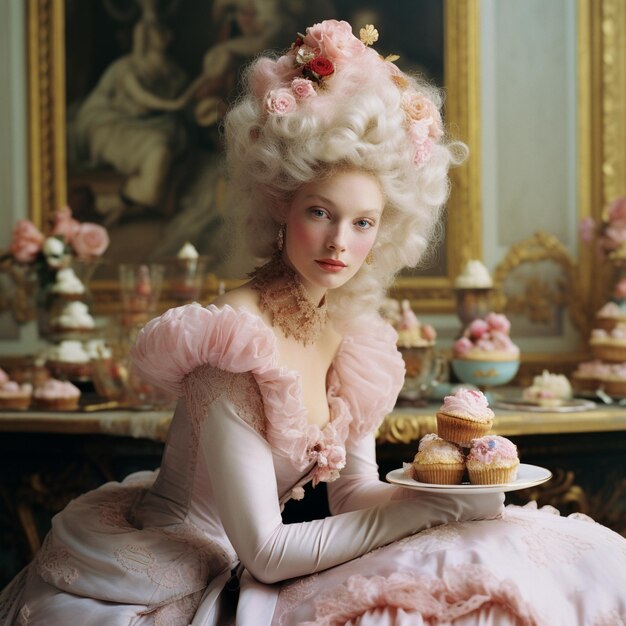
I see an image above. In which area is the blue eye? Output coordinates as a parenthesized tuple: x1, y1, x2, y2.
(310, 208, 327, 218)
(355, 219, 373, 230)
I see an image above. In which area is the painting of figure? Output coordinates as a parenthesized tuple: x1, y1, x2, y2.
(65, 0, 443, 279)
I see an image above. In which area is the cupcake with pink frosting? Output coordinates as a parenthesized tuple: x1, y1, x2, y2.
(412, 433, 465, 484)
(467, 435, 519, 484)
(453, 312, 520, 361)
(33, 378, 81, 411)
(0, 368, 33, 410)
(396, 300, 437, 348)
(436, 388, 494, 447)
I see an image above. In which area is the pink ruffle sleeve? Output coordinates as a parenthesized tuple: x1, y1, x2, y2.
(330, 315, 405, 440)
(130, 304, 278, 396)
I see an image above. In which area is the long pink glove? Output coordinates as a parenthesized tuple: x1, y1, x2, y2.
(197, 378, 504, 585)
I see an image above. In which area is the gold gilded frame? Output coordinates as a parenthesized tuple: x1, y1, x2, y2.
(26, 0, 482, 313)
(29, 2, 626, 318)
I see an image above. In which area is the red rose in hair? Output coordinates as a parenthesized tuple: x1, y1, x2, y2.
(308, 56, 334, 77)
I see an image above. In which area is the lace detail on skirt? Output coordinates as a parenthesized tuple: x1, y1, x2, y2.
(0, 565, 29, 623)
(151, 588, 205, 626)
(35, 533, 79, 585)
(301, 565, 541, 626)
(184, 364, 266, 446)
(275, 574, 319, 625)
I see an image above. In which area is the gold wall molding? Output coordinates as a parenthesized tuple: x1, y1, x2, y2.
(583, 0, 626, 324)
(27, 0, 66, 228)
(493, 231, 588, 340)
(444, 0, 482, 275)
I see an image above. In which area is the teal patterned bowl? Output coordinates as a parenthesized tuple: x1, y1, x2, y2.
(451, 358, 520, 387)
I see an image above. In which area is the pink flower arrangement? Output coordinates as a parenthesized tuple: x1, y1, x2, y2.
(2, 206, 109, 293)
(254, 19, 443, 169)
(309, 440, 346, 487)
(580, 196, 626, 261)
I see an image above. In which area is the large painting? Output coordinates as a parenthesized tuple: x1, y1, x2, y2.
(28, 0, 482, 308)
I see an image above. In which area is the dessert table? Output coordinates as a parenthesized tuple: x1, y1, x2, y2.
(1, 399, 625, 587)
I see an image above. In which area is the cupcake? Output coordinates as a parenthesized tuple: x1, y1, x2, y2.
(0, 368, 33, 410)
(45, 340, 92, 380)
(412, 433, 465, 484)
(589, 324, 626, 362)
(436, 388, 494, 447)
(466, 435, 520, 484)
(454, 259, 493, 289)
(396, 300, 437, 348)
(50, 301, 95, 335)
(522, 370, 572, 407)
(33, 379, 81, 411)
(50, 267, 86, 301)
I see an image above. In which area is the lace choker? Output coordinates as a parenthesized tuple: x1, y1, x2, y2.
(249, 254, 328, 346)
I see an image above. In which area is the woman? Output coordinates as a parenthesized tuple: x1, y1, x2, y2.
(2, 19, 625, 626)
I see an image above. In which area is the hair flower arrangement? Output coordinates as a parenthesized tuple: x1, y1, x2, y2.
(261, 19, 443, 168)
(580, 196, 626, 262)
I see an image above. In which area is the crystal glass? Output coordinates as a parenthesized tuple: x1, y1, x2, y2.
(118, 263, 164, 327)
(167, 256, 209, 302)
(454, 287, 494, 328)
(398, 345, 447, 404)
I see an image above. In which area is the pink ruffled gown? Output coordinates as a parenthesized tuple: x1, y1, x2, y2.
(1, 304, 625, 625)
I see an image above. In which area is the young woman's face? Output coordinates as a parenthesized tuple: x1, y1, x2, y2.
(283, 169, 384, 301)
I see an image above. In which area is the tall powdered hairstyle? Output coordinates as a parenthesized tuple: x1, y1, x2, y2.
(224, 20, 464, 321)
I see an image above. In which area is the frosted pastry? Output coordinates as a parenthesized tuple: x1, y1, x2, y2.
(0, 379, 33, 410)
(454, 259, 493, 289)
(522, 370, 572, 407)
(467, 435, 520, 484)
(33, 379, 81, 411)
(412, 433, 465, 484)
(453, 312, 520, 361)
(51, 301, 95, 332)
(50, 267, 86, 298)
(396, 300, 436, 348)
(436, 388, 494, 447)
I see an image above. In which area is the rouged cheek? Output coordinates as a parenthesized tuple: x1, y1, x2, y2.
(289, 220, 322, 247)
(350, 233, 377, 260)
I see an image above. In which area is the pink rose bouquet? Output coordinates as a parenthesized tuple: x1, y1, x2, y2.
(1, 206, 110, 303)
(580, 196, 626, 261)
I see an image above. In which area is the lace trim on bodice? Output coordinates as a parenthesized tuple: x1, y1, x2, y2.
(183, 364, 266, 441)
(131, 303, 404, 472)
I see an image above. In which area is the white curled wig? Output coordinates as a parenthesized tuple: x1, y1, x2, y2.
(223, 20, 464, 322)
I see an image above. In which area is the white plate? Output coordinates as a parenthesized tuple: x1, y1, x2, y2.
(492, 398, 596, 413)
(386, 463, 552, 495)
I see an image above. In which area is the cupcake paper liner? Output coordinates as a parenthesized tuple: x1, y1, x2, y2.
(413, 462, 466, 485)
(436, 412, 492, 447)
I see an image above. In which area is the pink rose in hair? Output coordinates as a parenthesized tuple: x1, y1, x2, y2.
(10, 220, 44, 263)
(402, 91, 443, 140)
(291, 77, 317, 99)
(413, 139, 434, 168)
(485, 312, 511, 334)
(266, 88, 296, 115)
(307, 56, 334, 78)
(303, 20, 365, 64)
(71, 223, 109, 259)
(50, 206, 80, 243)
